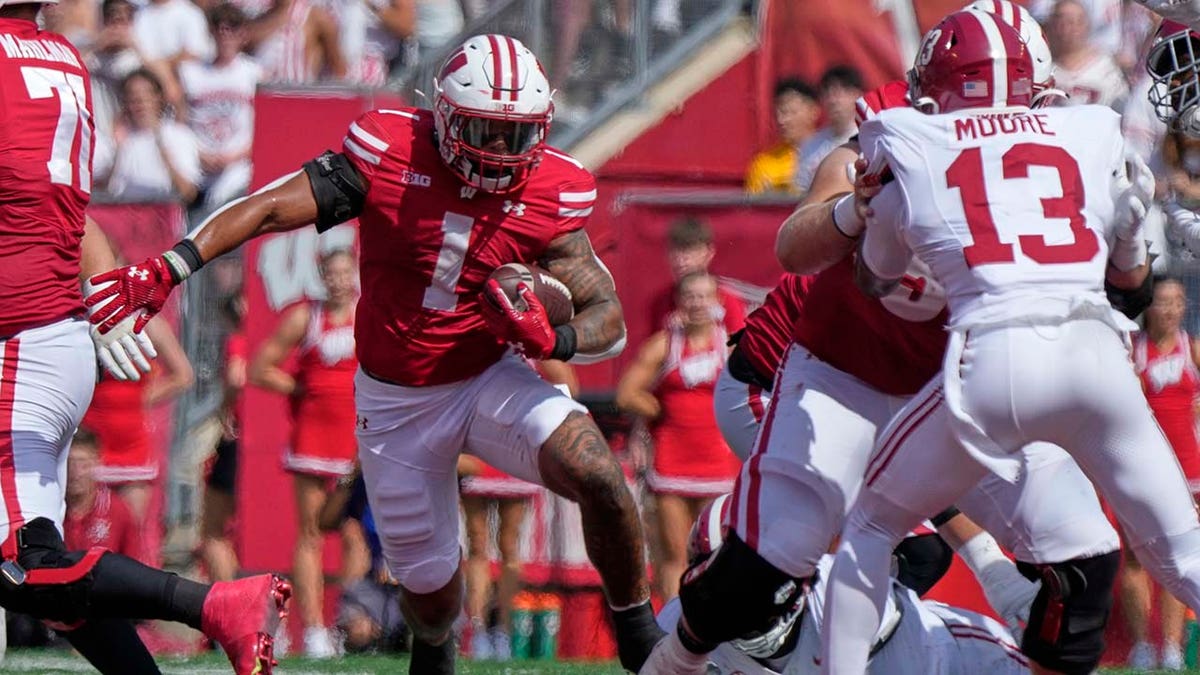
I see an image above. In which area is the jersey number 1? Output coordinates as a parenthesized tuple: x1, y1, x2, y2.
(422, 212, 475, 311)
(946, 143, 1099, 267)
(22, 66, 92, 193)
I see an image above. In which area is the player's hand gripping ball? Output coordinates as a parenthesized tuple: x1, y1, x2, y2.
(485, 263, 574, 325)
(480, 264, 574, 359)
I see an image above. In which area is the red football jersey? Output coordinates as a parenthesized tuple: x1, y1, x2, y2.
(0, 19, 94, 336)
(738, 274, 812, 381)
(855, 80, 910, 127)
(341, 108, 596, 386)
(793, 258, 947, 396)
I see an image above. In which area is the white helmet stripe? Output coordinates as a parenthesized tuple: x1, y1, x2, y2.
(972, 11, 1010, 107)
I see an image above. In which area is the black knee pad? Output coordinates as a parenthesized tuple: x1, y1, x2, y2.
(0, 518, 106, 626)
(893, 533, 953, 596)
(677, 530, 807, 653)
(1017, 550, 1120, 675)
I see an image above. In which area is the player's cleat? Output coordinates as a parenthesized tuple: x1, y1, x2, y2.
(411, 635, 455, 675)
(201, 574, 292, 675)
(1163, 642, 1184, 670)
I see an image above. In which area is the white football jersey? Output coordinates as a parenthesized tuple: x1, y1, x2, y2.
(858, 105, 1127, 331)
(657, 555, 1027, 675)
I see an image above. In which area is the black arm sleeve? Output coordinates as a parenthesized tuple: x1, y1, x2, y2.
(302, 151, 367, 232)
(1106, 272, 1154, 320)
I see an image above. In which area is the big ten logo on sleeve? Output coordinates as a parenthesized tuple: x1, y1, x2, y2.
(257, 225, 356, 310)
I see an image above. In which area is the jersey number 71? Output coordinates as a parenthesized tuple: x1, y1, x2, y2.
(21, 66, 92, 193)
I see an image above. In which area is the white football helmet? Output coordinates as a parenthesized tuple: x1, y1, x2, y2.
(1148, 21, 1200, 136)
(432, 34, 553, 193)
(966, 0, 1063, 106)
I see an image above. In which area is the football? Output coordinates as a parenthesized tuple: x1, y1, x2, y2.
(487, 263, 575, 326)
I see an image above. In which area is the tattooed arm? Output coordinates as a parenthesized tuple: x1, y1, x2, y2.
(541, 230, 627, 364)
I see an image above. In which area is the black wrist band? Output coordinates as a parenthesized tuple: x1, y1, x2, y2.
(930, 506, 961, 527)
(550, 324, 578, 361)
(165, 239, 205, 283)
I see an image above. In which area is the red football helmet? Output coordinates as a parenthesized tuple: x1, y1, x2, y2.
(1147, 21, 1200, 135)
(909, 9, 1034, 114)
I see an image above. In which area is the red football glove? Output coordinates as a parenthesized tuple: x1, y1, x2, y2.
(480, 280, 557, 359)
(84, 256, 178, 334)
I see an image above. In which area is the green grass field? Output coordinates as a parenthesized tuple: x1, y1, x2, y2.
(2, 650, 1200, 674)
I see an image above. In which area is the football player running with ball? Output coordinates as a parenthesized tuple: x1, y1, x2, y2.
(83, 34, 664, 674)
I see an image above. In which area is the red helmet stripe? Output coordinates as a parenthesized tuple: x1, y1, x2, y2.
(505, 36, 520, 101)
(487, 34, 503, 100)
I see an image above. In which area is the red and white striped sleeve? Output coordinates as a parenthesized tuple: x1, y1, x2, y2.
(855, 80, 912, 129)
(554, 172, 597, 236)
(341, 108, 418, 182)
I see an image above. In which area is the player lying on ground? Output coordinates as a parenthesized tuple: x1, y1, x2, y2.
(821, 8, 1200, 675)
(656, 495, 1030, 675)
(83, 33, 664, 675)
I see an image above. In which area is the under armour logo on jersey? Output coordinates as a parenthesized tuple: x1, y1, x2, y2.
(127, 267, 149, 282)
(356, 415, 368, 430)
(503, 200, 526, 216)
(460, 186, 477, 200)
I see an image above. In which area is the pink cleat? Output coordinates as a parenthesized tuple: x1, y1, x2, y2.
(201, 574, 292, 675)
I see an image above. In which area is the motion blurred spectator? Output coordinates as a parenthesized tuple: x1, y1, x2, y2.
(459, 359, 579, 661)
(87, 0, 183, 172)
(98, 68, 202, 204)
(83, 314, 193, 563)
(198, 292, 246, 583)
(63, 428, 140, 558)
(180, 3, 261, 211)
(795, 65, 863, 193)
(247, 0, 345, 83)
(646, 217, 746, 335)
(1123, 277, 1200, 670)
(322, 0, 413, 86)
(41, 0, 100, 49)
(249, 250, 369, 659)
(320, 471, 407, 654)
(744, 77, 820, 194)
(1029, 0, 1123, 59)
(617, 272, 740, 600)
(413, 0, 464, 58)
(134, 0, 215, 66)
(1045, 0, 1129, 109)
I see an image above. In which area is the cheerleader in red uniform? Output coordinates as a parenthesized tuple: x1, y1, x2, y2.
(82, 315, 193, 561)
(249, 250, 369, 658)
(616, 272, 740, 600)
(1122, 276, 1200, 669)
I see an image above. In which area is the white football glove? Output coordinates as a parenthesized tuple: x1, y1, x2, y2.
(83, 278, 157, 381)
(1110, 150, 1155, 270)
(957, 533, 1041, 641)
